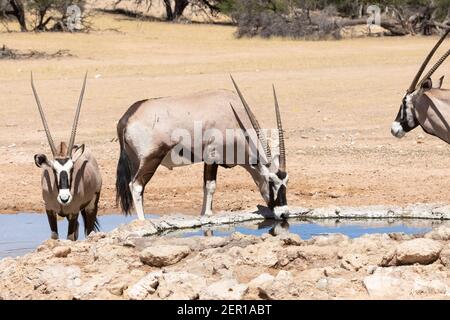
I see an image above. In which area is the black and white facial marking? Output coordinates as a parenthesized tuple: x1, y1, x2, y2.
(53, 158, 74, 205)
(34, 144, 85, 207)
(391, 93, 419, 138)
(267, 170, 289, 220)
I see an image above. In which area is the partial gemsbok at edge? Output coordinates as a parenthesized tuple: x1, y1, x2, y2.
(32, 73, 102, 241)
(116, 77, 289, 221)
(391, 28, 450, 141)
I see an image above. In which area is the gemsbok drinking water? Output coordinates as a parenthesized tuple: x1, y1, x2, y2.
(391, 28, 450, 140)
(32, 74, 102, 241)
(116, 77, 289, 221)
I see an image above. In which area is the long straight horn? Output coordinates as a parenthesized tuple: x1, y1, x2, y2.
(31, 72, 57, 157)
(419, 48, 450, 87)
(408, 28, 450, 93)
(230, 75, 272, 163)
(67, 72, 87, 156)
(273, 85, 286, 172)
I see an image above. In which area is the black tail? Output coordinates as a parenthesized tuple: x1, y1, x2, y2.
(80, 210, 100, 236)
(116, 135, 133, 216)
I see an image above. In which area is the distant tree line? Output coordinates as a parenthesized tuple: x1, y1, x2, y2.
(1, 0, 449, 37)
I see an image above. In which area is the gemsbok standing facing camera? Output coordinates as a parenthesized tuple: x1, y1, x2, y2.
(116, 77, 289, 221)
(391, 28, 450, 140)
(32, 74, 102, 241)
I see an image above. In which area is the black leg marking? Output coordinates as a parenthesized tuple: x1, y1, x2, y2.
(67, 215, 79, 241)
(46, 210, 58, 240)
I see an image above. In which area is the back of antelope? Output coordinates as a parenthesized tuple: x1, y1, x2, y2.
(32, 74, 102, 241)
(115, 76, 289, 221)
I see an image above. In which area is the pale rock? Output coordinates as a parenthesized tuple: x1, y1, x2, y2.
(258, 270, 299, 300)
(439, 244, 450, 267)
(310, 234, 349, 246)
(412, 278, 447, 295)
(396, 238, 442, 265)
(234, 242, 279, 267)
(157, 272, 207, 300)
(36, 264, 81, 293)
(280, 233, 302, 246)
(316, 278, 328, 290)
(53, 246, 71, 258)
(140, 245, 191, 267)
(340, 254, 368, 271)
(425, 226, 450, 241)
(74, 274, 113, 299)
(126, 272, 161, 300)
(363, 271, 411, 298)
(247, 273, 275, 295)
(108, 281, 128, 296)
(200, 279, 248, 300)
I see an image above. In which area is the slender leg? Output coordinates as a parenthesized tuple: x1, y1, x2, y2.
(46, 210, 58, 240)
(81, 192, 100, 236)
(201, 163, 218, 216)
(67, 214, 79, 241)
(130, 153, 165, 221)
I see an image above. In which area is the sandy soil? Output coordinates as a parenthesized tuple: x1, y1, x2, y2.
(1, 12, 450, 216)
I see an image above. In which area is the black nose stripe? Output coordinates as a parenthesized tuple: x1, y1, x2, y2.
(59, 171, 69, 189)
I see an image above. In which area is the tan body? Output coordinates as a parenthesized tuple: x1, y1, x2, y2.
(32, 73, 103, 240)
(116, 80, 289, 221)
(40, 147, 102, 216)
(413, 89, 450, 142)
(391, 29, 450, 163)
(123, 89, 267, 169)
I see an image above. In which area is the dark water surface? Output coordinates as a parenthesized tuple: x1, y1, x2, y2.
(0, 213, 447, 259)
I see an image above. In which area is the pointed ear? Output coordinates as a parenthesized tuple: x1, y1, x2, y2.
(421, 78, 433, 90)
(34, 154, 51, 168)
(71, 144, 85, 162)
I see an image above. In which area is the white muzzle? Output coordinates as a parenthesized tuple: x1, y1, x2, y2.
(58, 189, 72, 205)
(391, 121, 405, 138)
(273, 205, 290, 220)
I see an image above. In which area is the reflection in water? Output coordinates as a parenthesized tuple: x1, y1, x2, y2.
(1, 213, 448, 259)
(177, 217, 443, 239)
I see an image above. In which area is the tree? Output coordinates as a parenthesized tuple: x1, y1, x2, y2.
(26, 0, 87, 31)
(116, 0, 224, 21)
(0, 0, 27, 31)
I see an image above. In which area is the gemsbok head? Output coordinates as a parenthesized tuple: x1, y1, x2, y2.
(116, 76, 289, 221)
(32, 73, 102, 241)
(391, 28, 450, 141)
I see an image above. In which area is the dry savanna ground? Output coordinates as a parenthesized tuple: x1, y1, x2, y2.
(1, 12, 450, 216)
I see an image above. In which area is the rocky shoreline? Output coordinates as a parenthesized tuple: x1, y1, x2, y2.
(1, 206, 450, 300)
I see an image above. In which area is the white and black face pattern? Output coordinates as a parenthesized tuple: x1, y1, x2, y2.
(52, 158, 75, 205)
(267, 170, 289, 220)
(391, 94, 419, 138)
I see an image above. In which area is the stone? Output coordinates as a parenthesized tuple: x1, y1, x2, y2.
(126, 272, 161, 300)
(53, 246, 71, 258)
(140, 245, 191, 267)
(340, 254, 368, 271)
(280, 233, 302, 246)
(396, 239, 442, 265)
(425, 226, 450, 241)
(199, 279, 248, 300)
(108, 282, 128, 296)
(247, 273, 275, 293)
(157, 272, 207, 300)
(412, 278, 447, 295)
(35, 264, 81, 293)
(363, 271, 410, 298)
(257, 270, 299, 300)
(439, 244, 450, 267)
